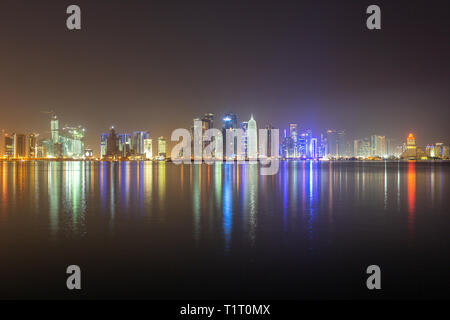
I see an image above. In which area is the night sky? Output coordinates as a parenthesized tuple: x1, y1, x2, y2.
(0, 0, 449, 155)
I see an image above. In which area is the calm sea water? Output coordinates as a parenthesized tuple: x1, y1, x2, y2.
(0, 160, 449, 299)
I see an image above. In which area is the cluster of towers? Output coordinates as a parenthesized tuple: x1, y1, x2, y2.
(100, 127, 166, 160)
(190, 112, 266, 161)
(1, 115, 86, 159)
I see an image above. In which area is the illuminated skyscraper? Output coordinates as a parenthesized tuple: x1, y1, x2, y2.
(28, 133, 39, 158)
(222, 113, 238, 159)
(353, 139, 362, 157)
(327, 129, 347, 158)
(240, 121, 248, 159)
(263, 124, 276, 158)
(222, 113, 237, 130)
(100, 134, 108, 158)
(247, 115, 257, 160)
(61, 126, 85, 158)
(201, 113, 214, 156)
(192, 118, 203, 160)
(202, 113, 214, 131)
(132, 131, 150, 156)
(370, 135, 387, 157)
(158, 136, 166, 159)
(51, 115, 59, 143)
(406, 133, 416, 150)
(144, 138, 153, 159)
(401, 133, 427, 160)
(106, 127, 119, 158)
(310, 138, 319, 159)
(13, 133, 27, 158)
(118, 133, 132, 158)
(289, 123, 298, 157)
(289, 123, 298, 138)
(4, 134, 14, 157)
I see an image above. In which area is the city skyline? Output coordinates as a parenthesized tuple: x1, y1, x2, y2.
(1, 111, 449, 161)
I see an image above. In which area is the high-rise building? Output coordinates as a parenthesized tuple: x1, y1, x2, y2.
(222, 113, 237, 130)
(406, 133, 416, 151)
(222, 113, 238, 159)
(192, 118, 203, 160)
(263, 124, 276, 158)
(158, 136, 166, 159)
(132, 131, 150, 156)
(310, 138, 319, 159)
(51, 115, 59, 143)
(13, 133, 27, 158)
(370, 135, 387, 157)
(240, 121, 248, 159)
(247, 115, 257, 160)
(401, 133, 427, 160)
(106, 127, 119, 158)
(202, 113, 214, 131)
(319, 133, 328, 158)
(201, 113, 214, 156)
(289, 124, 298, 157)
(61, 126, 85, 158)
(298, 129, 312, 158)
(144, 138, 153, 159)
(327, 129, 347, 158)
(4, 134, 14, 157)
(353, 139, 362, 157)
(100, 133, 108, 158)
(289, 124, 298, 138)
(28, 133, 39, 158)
(118, 133, 132, 158)
(0, 129, 5, 157)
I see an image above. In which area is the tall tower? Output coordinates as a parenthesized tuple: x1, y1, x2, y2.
(51, 115, 59, 143)
(222, 113, 238, 158)
(158, 136, 166, 159)
(247, 115, 258, 160)
(144, 138, 153, 159)
(406, 133, 416, 150)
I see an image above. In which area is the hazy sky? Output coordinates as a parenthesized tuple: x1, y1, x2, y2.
(0, 0, 449, 154)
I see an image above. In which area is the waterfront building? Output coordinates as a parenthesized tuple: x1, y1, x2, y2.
(28, 133, 38, 158)
(327, 129, 347, 158)
(13, 133, 27, 158)
(132, 131, 150, 156)
(400, 133, 427, 160)
(144, 138, 153, 160)
(263, 124, 275, 158)
(61, 126, 85, 158)
(310, 138, 319, 159)
(100, 133, 108, 158)
(4, 134, 14, 157)
(240, 121, 248, 159)
(118, 133, 132, 158)
(289, 124, 298, 158)
(222, 113, 238, 159)
(370, 135, 387, 157)
(158, 136, 166, 159)
(106, 127, 119, 158)
(247, 115, 258, 160)
(51, 115, 59, 143)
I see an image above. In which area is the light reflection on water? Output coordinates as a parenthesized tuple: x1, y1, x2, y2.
(0, 160, 448, 252)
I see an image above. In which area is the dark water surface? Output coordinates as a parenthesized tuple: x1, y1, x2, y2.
(0, 160, 449, 299)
